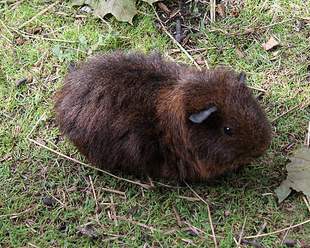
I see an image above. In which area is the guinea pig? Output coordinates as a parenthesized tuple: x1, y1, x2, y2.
(54, 52, 271, 181)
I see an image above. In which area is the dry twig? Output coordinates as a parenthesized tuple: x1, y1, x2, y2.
(237, 216, 247, 247)
(177, 195, 200, 201)
(306, 121, 310, 147)
(226, 19, 293, 37)
(117, 216, 162, 233)
(153, 8, 201, 70)
(18, 2, 57, 30)
(28, 137, 151, 189)
(172, 205, 182, 227)
(89, 175, 100, 211)
(280, 221, 294, 246)
(272, 100, 309, 123)
(302, 196, 310, 213)
(101, 187, 126, 196)
(210, 0, 216, 22)
(4, 0, 25, 14)
(0, 207, 33, 219)
(110, 196, 118, 226)
(184, 182, 218, 248)
(244, 218, 310, 239)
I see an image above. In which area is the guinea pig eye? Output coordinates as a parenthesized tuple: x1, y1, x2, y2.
(223, 127, 235, 137)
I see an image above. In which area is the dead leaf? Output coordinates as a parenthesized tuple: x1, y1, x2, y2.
(16, 37, 24, 45)
(236, 49, 245, 59)
(72, 0, 160, 24)
(217, 4, 226, 18)
(77, 226, 97, 238)
(232, 10, 240, 17)
(157, 2, 171, 15)
(95, 0, 137, 24)
(275, 146, 310, 203)
(26, 25, 42, 35)
(15, 77, 27, 87)
(262, 37, 279, 51)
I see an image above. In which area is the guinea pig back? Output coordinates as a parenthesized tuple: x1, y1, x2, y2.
(54, 52, 271, 181)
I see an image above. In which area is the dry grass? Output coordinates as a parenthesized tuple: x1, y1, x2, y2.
(1, 0, 310, 247)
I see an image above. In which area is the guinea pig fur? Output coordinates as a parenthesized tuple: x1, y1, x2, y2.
(54, 52, 271, 181)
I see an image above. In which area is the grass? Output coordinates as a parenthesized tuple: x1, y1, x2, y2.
(0, 0, 310, 247)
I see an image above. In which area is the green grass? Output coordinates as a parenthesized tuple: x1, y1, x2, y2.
(1, 0, 310, 247)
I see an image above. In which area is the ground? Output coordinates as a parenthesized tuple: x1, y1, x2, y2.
(0, 0, 310, 247)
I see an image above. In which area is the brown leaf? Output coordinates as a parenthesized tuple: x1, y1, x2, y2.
(77, 226, 97, 238)
(15, 77, 27, 87)
(26, 25, 42, 35)
(236, 49, 245, 59)
(262, 37, 279, 51)
(157, 2, 171, 14)
(217, 4, 226, 18)
(275, 146, 310, 203)
(16, 37, 24, 45)
(232, 10, 240, 17)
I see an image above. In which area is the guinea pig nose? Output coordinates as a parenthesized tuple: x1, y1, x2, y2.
(222, 127, 235, 137)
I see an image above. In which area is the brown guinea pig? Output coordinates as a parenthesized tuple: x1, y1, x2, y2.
(54, 52, 271, 181)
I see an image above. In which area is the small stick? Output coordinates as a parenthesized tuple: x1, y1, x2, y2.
(233, 237, 240, 246)
(172, 205, 182, 227)
(210, 0, 216, 22)
(280, 221, 293, 245)
(4, 0, 25, 14)
(257, 222, 267, 236)
(185, 182, 218, 248)
(18, 2, 57, 29)
(117, 216, 162, 233)
(100, 237, 119, 242)
(26, 112, 47, 139)
(44, 189, 64, 206)
(110, 196, 118, 226)
(302, 196, 310, 213)
(27, 138, 152, 189)
(298, 16, 310, 20)
(178, 195, 200, 201)
(184, 221, 224, 239)
(271, 102, 305, 123)
(96, 14, 113, 31)
(101, 187, 126, 196)
(244, 218, 310, 239)
(204, 58, 210, 69)
(0, 207, 33, 218)
(89, 175, 99, 211)
(153, 8, 201, 70)
(27, 243, 39, 248)
(154, 181, 186, 188)
(35, 37, 77, 43)
(259, 0, 268, 12)
(34, 49, 48, 67)
(239, 238, 262, 247)
(226, 19, 293, 37)
(146, 174, 155, 187)
(307, 121, 310, 147)
(237, 216, 247, 246)
(180, 238, 198, 247)
(14, 31, 77, 43)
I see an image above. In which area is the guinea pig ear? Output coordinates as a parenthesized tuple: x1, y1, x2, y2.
(189, 106, 217, 124)
(237, 71, 246, 84)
